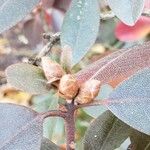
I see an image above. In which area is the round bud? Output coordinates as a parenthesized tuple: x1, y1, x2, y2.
(41, 57, 64, 83)
(59, 74, 79, 99)
(75, 79, 101, 104)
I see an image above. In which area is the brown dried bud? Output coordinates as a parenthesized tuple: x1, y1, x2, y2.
(59, 74, 79, 99)
(75, 79, 101, 104)
(41, 57, 64, 83)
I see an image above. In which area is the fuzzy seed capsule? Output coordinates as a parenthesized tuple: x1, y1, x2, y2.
(41, 57, 64, 83)
(75, 79, 101, 104)
(59, 74, 79, 99)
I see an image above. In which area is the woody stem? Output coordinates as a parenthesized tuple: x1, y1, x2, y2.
(42, 102, 76, 150)
(64, 102, 76, 150)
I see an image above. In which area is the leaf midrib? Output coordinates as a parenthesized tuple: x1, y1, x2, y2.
(100, 117, 117, 150)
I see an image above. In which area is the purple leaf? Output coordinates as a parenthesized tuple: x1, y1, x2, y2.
(76, 42, 150, 88)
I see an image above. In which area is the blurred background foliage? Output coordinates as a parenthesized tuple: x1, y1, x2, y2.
(0, 0, 150, 149)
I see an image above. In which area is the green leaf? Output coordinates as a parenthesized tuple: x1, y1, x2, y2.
(33, 91, 58, 112)
(83, 84, 113, 118)
(33, 92, 65, 144)
(6, 63, 49, 94)
(107, 68, 150, 135)
(41, 138, 59, 150)
(84, 111, 130, 150)
(0, 0, 40, 33)
(61, 0, 100, 65)
(0, 103, 43, 150)
(107, 0, 144, 26)
(46, 117, 64, 144)
(98, 19, 116, 45)
(129, 130, 150, 150)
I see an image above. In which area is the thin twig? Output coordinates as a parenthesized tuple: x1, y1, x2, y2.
(142, 9, 150, 17)
(41, 103, 76, 150)
(64, 103, 76, 150)
(100, 11, 115, 20)
(27, 9, 150, 65)
(75, 100, 105, 109)
(36, 32, 60, 59)
(27, 32, 60, 65)
(41, 109, 66, 119)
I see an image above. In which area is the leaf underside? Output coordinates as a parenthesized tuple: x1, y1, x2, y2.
(76, 42, 150, 88)
(61, 0, 100, 65)
(107, 68, 150, 135)
(0, 103, 43, 150)
(0, 0, 40, 33)
(107, 0, 144, 26)
(6, 63, 49, 94)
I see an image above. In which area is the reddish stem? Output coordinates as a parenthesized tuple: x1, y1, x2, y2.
(41, 100, 106, 150)
(41, 110, 66, 119)
(41, 98, 111, 150)
(75, 99, 105, 109)
(41, 103, 76, 150)
(64, 103, 76, 150)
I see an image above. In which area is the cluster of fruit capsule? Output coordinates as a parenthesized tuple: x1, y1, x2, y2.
(42, 57, 101, 104)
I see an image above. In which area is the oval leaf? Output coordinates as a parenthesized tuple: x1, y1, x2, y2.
(61, 0, 100, 65)
(107, 68, 150, 135)
(6, 63, 49, 94)
(0, 103, 43, 150)
(76, 42, 150, 88)
(76, 46, 127, 85)
(129, 130, 150, 150)
(84, 111, 130, 150)
(0, 0, 40, 33)
(107, 0, 145, 26)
